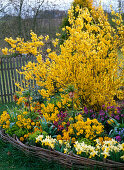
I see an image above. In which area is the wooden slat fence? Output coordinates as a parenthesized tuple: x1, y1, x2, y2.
(0, 55, 37, 103)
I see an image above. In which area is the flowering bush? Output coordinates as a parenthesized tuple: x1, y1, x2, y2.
(2, 4, 124, 112)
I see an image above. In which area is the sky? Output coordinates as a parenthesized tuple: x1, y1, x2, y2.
(1, 0, 122, 9)
(0, 0, 123, 17)
(45, 0, 122, 11)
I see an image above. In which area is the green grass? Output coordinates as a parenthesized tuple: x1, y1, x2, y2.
(0, 102, 16, 113)
(0, 139, 69, 170)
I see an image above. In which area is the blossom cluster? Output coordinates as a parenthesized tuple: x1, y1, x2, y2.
(0, 111, 10, 129)
(95, 138, 124, 159)
(74, 138, 124, 159)
(36, 135, 71, 154)
(2, 32, 45, 56)
(16, 114, 35, 129)
(59, 115, 104, 141)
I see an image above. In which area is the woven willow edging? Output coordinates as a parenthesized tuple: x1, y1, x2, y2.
(0, 129, 124, 169)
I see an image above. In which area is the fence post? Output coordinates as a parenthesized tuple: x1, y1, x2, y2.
(7, 57, 13, 102)
(0, 63, 4, 103)
(1, 58, 7, 103)
(4, 58, 10, 102)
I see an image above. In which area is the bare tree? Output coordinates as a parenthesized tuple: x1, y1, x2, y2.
(31, 0, 45, 32)
(118, 0, 124, 12)
(0, 0, 66, 50)
(0, 0, 10, 15)
(8, 0, 25, 37)
(118, 0, 121, 12)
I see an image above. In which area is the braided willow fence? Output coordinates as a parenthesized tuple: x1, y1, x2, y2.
(0, 129, 124, 169)
(0, 55, 36, 103)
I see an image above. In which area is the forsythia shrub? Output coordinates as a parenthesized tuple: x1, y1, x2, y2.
(2, 5, 124, 112)
(60, 0, 109, 43)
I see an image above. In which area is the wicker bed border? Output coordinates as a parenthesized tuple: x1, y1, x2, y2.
(0, 129, 124, 169)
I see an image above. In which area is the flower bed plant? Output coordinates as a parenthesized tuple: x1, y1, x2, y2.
(0, 0, 124, 168)
(0, 93, 124, 165)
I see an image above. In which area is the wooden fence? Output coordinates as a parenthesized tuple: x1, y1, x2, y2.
(0, 55, 37, 103)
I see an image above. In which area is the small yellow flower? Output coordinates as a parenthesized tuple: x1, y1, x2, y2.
(69, 117, 73, 122)
(59, 140, 63, 145)
(47, 48, 51, 53)
(56, 33, 60, 36)
(57, 135, 62, 140)
(6, 120, 10, 125)
(45, 35, 49, 41)
(3, 111, 7, 114)
(20, 137, 24, 142)
(62, 28, 65, 31)
(121, 155, 124, 160)
(23, 111, 27, 115)
(24, 134, 29, 138)
(31, 122, 35, 126)
(2, 47, 8, 55)
(71, 137, 76, 143)
(27, 125, 31, 129)
(107, 119, 114, 125)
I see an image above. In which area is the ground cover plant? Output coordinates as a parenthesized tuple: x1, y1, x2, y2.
(0, 0, 124, 168)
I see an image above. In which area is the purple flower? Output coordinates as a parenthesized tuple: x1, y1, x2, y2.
(121, 114, 124, 117)
(117, 110, 120, 114)
(84, 107, 88, 114)
(60, 112, 66, 118)
(58, 125, 64, 131)
(102, 104, 105, 108)
(67, 121, 70, 126)
(91, 114, 96, 118)
(78, 112, 82, 115)
(110, 106, 115, 109)
(53, 121, 58, 126)
(116, 107, 121, 111)
(107, 106, 110, 110)
(101, 117, 104, 121)
(57, 114, 60, 117)
(116, 136, 121, 142)
(111, 114, 114, 117)
(99, 110, 105, 116)
(114, 115, 120, 120)
(89, 109, 93, 113)
(64, 112, 67, 116)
